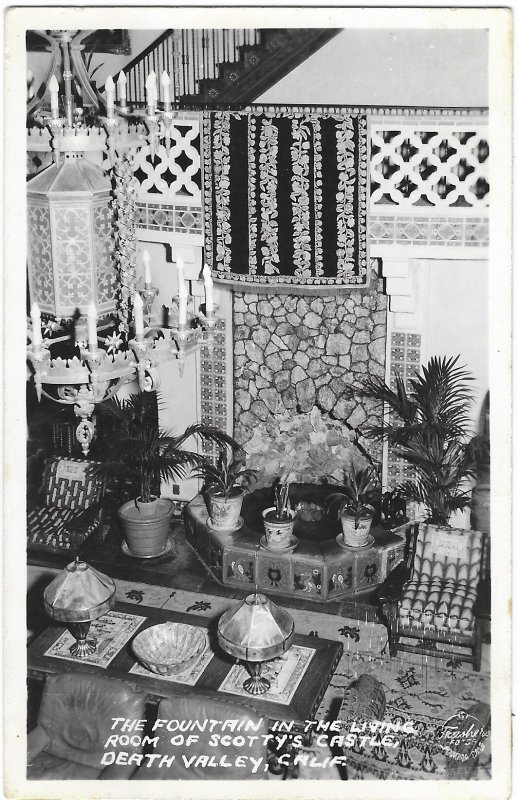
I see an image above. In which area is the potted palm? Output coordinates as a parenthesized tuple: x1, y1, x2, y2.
(262, 478, 296, 549)
(353, 355, 477, 530)
(196, 445, 256, 532)
(94, 391, 237, 556)
(325, 465, 380, 547)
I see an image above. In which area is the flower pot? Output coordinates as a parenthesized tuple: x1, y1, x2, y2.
(340, 514, 373, 547)
(262, 508, 295, 549)
(471, 481, 490, 536)
(206, 488, 245, 531)
(118, 497, 174, 557)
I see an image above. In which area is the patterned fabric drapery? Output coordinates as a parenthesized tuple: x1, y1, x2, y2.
(203, 110, 369, 290)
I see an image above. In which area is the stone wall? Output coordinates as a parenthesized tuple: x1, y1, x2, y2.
(233, 279, 388, 487)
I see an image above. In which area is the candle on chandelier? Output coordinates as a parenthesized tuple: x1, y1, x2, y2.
(142, 249, 152, 289)
(30, 302, 42, 348)
(178, 281, 188, 328)
(105, 75, 115, 117)
(133, 293, 145, 339)
(145, 71, 157, 113)
(87, 303, 98, 350)
(161, 71, 171, 111)
(49, 75, 59, 119)
(176, 254, 186, 289)
(202, 264, 214, 316)
(117, 71, 127, 105)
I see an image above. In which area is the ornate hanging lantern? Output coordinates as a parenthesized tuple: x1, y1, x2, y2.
(26, 30, 218, 455)
(27, 144, 117, 320)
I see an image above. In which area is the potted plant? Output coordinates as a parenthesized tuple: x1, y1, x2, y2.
(380, 489, 408, 532)
(94, 391, 237, 556)
(196, 444, 256, 532)
(325, 465, 380, 546)
(353, 355, 477, 531)
(262, 478, 296, 549)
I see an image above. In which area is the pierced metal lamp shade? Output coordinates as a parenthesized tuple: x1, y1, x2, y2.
(27, 155, 117, 320)
(44, 558, 116, 657)
(217, 593, 294, 695)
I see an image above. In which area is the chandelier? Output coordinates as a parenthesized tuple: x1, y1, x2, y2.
(26, 30, 217, 455)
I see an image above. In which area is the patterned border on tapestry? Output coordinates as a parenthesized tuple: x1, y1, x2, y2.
(386, 331, 422, 492)
(203, 109, 370, 292)
(199, 318, 228, 464)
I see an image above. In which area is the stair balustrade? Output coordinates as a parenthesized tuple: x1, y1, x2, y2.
(122, 29, 261, 106)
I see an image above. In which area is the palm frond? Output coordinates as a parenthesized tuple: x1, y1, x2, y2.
(94, 391, 245, 502)
(351, 355, 476, 524)
(194, 444, 256, 498)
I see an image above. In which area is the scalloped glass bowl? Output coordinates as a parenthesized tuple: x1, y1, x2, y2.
(132, 622, 206, 676)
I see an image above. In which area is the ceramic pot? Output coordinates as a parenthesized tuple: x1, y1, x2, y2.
(207, 488, 244, 530)
(471, 482, 490, 536)
(340, 514, 373, 547)
(118, 497, 174, 557)
(262, 508, 295, 548)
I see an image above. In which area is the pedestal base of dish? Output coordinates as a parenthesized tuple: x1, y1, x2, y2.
(68, 621, 96, 657)
(243, 661, 270, 695)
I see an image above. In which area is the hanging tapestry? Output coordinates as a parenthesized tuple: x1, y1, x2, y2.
(203, 110, 369, 291)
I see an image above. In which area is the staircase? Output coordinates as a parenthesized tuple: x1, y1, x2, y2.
(122, 28, 340, 107)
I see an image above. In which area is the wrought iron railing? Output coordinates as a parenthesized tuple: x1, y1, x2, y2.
(121, 29, 262, 105)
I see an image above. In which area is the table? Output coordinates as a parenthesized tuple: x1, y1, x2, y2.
(27, 601, 343, 728)
(185, 492, 406, 602)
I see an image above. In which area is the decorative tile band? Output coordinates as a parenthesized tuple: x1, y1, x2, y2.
(135, 202, 203, 234)
(199, 319, 228, 462)
(185, 494, 406, 602)
(386, 331, 422, 491)
(370, 215, 489, 248)
(134, 202, 489, 247)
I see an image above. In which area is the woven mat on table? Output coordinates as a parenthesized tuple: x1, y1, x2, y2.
(114, 578, 491, 781)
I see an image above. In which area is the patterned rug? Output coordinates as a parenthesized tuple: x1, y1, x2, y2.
(28, 568, 491, 781)
(113, 578, 490, 781)
(203, 110, 369, 290)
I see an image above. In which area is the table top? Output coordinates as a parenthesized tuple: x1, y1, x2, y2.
(27, 601, 343, 725)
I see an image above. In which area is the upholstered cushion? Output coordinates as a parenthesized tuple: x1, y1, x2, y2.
(133, 696, 269, 780)
(27, 506, 102, 551)
(38, 674, 146, 769)
(42, 458, 103, 511)
(398, 579, 478, 632)
(27, 751, 102, 780)
(399, 525, 483, 634)
(28, 506, 76, 539)
(410, 524, 483, 587)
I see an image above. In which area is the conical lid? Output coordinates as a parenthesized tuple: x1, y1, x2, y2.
(217, 593, 294, 660)
(27, 157, 110, 196)
(44, 558, 115, 622)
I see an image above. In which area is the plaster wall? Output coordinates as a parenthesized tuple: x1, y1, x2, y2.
(257, 29, 488, 108)
(419, 259, 489, 431)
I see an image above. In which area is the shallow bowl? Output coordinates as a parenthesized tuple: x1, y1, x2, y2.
(132, 622, 206, 676)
